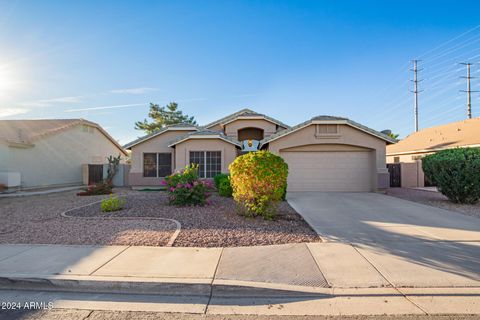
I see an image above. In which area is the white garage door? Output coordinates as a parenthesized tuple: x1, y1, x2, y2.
(281, 151, 373, 192)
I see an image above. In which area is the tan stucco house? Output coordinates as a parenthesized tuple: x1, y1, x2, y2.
(0, 119, 127, 190)
(386, 117, 480, 188)
(125, 109, 395, 192)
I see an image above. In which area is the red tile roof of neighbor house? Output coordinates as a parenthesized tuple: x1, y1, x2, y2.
(0, 119, 128, 155)
(386, 117, 480, 155)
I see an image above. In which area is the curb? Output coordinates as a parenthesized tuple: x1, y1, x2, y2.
(0, 275, 332, 298)
(0, 275, 211, 297)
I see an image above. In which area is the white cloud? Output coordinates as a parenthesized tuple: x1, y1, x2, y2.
(64, 103, 145, 112)
(0, 108, 29, 118)
(23, 96, 83, 107)
(109, 87, 158, 95)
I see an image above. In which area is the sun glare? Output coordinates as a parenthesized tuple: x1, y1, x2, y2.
(0, 65, 18, 96)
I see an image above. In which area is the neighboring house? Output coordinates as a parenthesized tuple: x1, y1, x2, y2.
(386, 117, 480, 188)
(0, 119, 128, 190)
(125, 109, 395, 192)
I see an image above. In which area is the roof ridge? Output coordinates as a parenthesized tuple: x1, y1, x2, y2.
(260, 116, 396, 145)
(204, 108, 290, 129)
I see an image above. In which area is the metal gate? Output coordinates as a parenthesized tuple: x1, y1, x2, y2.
(88, 164, 104, 185)
(387, 164, 401, 188)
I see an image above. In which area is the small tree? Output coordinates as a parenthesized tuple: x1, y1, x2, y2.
(106, 154, 122, 185)
(229, 151, 288, 220)
(135, 102, 197, 134)
(422, 148, 480, 204)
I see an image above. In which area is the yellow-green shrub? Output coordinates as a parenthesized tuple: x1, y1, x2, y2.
(101, 195, 126, 212)
(229, 151, 288, 219)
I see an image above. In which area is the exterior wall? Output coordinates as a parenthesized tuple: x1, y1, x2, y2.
(129, 130, 194, 186)
(224, 119, 278, 140)
(386, 152, 431, 188)
(101, 164, 130, 187)
(4, 125, 125, 189)
(267, 124, 389, 190)
(208, 124, 223, 132)
(0, 144, 7, 172)
(173, 139, 238, 173)
(398, 162, 424, 188)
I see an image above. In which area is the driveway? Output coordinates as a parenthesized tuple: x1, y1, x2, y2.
(287, 192, 480, 287)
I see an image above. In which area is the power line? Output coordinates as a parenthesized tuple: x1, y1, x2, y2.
(416, 24, 480, 59)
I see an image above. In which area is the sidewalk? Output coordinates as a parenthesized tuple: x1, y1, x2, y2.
(0, 186, 83, 198)
(0, 243, 479, 315)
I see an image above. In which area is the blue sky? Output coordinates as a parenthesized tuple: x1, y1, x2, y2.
(1, 1, 480, 143)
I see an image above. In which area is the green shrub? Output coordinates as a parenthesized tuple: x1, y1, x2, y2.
(229, 151, 288, 219)
(422, 148, 480, 204)
(77, 182, 112, 196)
(218, 178, 233, 197)
(164, 164, 213, 206)
(101, 195, 126, 212)
(213, 173, 229, 189)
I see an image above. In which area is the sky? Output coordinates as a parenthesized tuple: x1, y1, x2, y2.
(1, 0, 480, 143)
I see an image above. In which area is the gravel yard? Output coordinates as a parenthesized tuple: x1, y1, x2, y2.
(386, 187, 480, 219)
(0, 188, 319, 247)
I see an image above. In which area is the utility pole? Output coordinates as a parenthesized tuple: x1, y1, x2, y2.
(411, 60, 423, 132)
(460, 62, 478, 119)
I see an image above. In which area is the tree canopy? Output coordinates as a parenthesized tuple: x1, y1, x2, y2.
(135, 102, 197, 134)
(388, 132, 400, 139)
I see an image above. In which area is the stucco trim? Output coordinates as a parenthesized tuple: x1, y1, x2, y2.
(124, 126, 198, 149)
(204, 108, 290, 130)
(280, 143, 373, 152)
(221, 115, 288, 129)
(386, 143, 480, 156)
(168, 135, 242, 147)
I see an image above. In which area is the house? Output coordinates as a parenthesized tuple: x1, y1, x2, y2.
(386, 117, 480, 188)
(0, 119, 128, 190)
(125, 109, 395, 192)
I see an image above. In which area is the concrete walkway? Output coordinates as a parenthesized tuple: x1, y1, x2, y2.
(0, 243, 479, 315)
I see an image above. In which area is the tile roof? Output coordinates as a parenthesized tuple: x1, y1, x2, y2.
(386, 117, 480, 155)
(204, 108, 290, 129)
(260, 115, 396, 146)
(0, 119, 127, 155)
(168, 129, 242, 147)
(123, 123, 198, 149)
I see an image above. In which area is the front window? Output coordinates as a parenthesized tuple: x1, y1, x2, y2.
(143, 153, 172, 177)
(189, 151, 221, 178)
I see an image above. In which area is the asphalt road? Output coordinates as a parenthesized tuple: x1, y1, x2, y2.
(1, 309, 479, 320)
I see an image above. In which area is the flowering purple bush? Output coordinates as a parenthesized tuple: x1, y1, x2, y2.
(164, 164, 213, 206)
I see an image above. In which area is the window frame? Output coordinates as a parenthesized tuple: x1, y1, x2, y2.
(189, 151, 222, 178)
(143, 152, 172, 178)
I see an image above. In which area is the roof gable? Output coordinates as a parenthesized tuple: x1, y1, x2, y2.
(386, 117, 480, 155)
(0, 119, 127, 155)
(204, 108, 290, 129)
(260, 116, 396, 146)
(168, 129, 241, 147)
(124, 124, 199, 149)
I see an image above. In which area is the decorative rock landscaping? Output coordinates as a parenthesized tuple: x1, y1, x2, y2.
(0, 188, 320, 247)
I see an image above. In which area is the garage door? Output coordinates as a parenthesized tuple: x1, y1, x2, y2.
(281, 151, 373, 192)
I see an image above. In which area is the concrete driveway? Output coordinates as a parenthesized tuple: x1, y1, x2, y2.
(287, 192, 480, 287)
